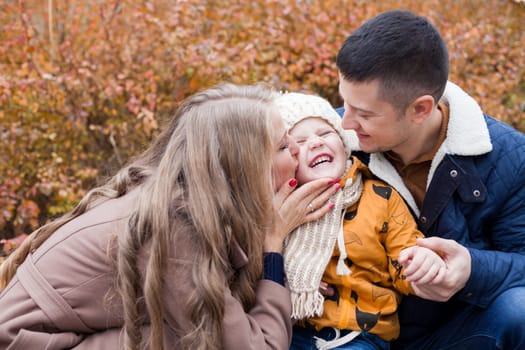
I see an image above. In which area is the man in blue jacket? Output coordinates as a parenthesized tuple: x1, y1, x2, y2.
(335, 10, 525, 349)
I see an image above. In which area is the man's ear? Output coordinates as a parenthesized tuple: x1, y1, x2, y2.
(408, 95, 435, 124)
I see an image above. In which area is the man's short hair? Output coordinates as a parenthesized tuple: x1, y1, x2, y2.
(336, 10, 449, 112)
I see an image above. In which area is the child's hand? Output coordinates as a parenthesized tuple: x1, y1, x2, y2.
(398, 245, 446, 285)
(402, 237, 471, 302)
(319, 281, 335, 297)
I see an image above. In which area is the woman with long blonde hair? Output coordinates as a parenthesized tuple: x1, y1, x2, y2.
(0, 83, 339, 349)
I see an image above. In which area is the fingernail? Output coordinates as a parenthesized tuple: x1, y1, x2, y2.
(334, 183, 341, 190)
(288, 178, 297, 187)
(327, 180, 335, 185)
(329, 203, 335, 209)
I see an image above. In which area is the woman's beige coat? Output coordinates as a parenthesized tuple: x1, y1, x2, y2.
(0, 191, 292, 349)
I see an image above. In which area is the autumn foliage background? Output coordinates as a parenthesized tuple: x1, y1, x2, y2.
(1, 0, 525, 257)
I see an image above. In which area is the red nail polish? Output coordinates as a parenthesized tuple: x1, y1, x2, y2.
(327, 180, 335, 185)
(288, 178, 297, 187)
(329, 203, 335, 209)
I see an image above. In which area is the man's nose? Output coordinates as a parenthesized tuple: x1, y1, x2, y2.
(341, 109, 359, 130)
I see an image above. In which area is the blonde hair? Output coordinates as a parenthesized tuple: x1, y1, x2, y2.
(0, 83, 278, 350)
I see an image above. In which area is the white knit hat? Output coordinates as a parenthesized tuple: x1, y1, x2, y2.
(276, 92, 351, 156)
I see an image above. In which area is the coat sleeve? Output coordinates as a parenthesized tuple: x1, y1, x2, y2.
(73, 255, 293, 350)
(0, 256, 88, 350)
(459, 140, 525, 306)
(221, 280, 292, 350)
(73, 280, 294, 350)
(0, 275, 85, 350)
(71, 324, 181, 349)
(381, 187, 423, 296)
(70, 328, 121, 349)
(162, 254, 292, 350)
(7, 329, 83, 350)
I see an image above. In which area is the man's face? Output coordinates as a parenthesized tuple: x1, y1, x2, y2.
(338, 75, 414, 155)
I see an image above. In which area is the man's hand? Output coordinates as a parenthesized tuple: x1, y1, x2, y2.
(400, 237, 471, 301)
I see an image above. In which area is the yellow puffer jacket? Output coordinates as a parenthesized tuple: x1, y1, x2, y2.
(305, 156, 422, 341)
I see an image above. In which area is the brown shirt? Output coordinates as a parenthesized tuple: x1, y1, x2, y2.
(385, 103, 450, 208)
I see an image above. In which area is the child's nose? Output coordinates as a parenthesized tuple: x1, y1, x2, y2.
(308, 136, 324, 149)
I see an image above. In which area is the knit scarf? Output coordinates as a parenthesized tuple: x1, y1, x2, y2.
(283, 164, 363, 320)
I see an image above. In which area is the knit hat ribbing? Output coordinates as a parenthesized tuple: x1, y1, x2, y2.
(276, 92, 351, 156)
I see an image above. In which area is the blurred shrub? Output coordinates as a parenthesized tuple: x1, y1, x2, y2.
(0, 0, 524, 246)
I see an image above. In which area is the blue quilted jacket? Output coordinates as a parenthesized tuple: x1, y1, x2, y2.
(338, 82, 525, 341)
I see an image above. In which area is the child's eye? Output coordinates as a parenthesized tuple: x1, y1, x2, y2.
(279, 142, 289, 151)
(295, 138, 306, 145)
(320, 130, 336, 137)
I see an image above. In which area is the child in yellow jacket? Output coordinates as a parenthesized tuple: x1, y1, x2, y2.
(277, 92, 445, 350)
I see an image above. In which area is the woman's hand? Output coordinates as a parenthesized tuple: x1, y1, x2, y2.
(265, 177, 340, 253)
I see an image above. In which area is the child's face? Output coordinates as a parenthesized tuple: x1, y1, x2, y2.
(289, 117, 347, 185)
